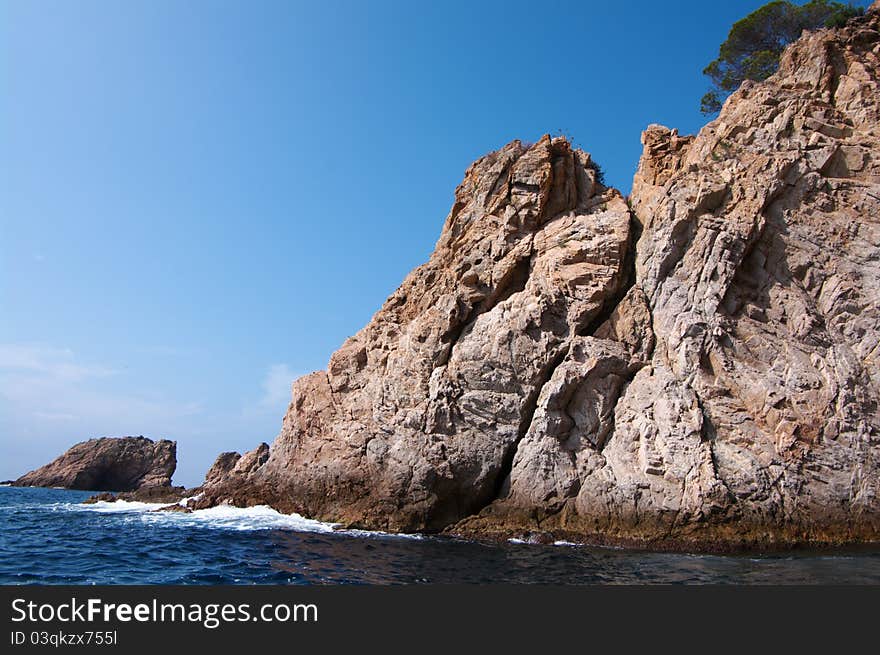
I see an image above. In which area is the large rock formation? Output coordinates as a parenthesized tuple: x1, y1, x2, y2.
(196, 136, 631, 528)
(14, 436, 176, 492)
(199, 7, 880, 550)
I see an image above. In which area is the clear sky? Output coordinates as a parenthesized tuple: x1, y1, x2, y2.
(2, 0, 869, 485)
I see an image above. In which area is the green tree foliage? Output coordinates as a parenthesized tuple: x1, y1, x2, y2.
(701, 0, 865, 114)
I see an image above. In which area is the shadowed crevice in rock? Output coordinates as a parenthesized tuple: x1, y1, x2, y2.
(464, 205, 647, 520)
(597, 361, 647, 453)
(438, 247, 535, 369)
(486, 347, 570, 509)
(577, 210, 642, 338)
(482, 251, 534, 312)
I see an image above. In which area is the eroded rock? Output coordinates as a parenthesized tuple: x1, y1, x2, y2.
(200, 135, 633, 531)
(456, 8, 880, 549)
(203, 452, 242, 486)
(200, 8, 880, 550)
(14, 436, 176, 492)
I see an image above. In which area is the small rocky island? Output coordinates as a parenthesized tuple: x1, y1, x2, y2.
(12, 436, 177, 493)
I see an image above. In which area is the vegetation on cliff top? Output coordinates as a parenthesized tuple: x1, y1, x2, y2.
(701, 0, 864, 114)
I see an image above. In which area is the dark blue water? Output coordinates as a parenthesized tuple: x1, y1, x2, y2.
(3, 486, 880, 584)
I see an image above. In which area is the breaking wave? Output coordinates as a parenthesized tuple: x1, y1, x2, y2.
(70, 498, 421, 539)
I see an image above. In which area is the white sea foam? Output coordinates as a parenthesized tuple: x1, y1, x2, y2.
(74, 500, 167, 513)
(507, 537, 582, 547)
(71, 499, 423, 539)
(144, 504, 340, 533)
(178, 493, 203, 506)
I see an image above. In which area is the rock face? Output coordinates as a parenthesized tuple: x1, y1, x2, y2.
(202, 135, 631, 528)
(201, 9, 880, 549)
(14, 437, 176, 492)
(202, 452, 242, 487)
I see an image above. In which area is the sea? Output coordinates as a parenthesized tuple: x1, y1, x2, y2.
(2, 486, 880, 584)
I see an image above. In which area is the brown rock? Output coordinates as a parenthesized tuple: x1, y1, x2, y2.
(458, 10, 880, 549)
(201, 11, 880, 550)
(82, 492, 117, 504)
(154, 503, 193, 513)
(231, 443, 269, 477)
(83, 485, 189, 505)
(203, 452, 241, 486)
(14, 436, 176, 492)
(201, 135, 632, 531)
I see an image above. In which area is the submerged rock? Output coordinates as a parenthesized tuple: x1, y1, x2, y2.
(199, 7, 880, 550)
(14, 436, 177, 492)
(154, 503, 193, 513)
(82, 492, 117, 504)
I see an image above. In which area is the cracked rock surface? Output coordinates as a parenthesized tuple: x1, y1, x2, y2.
(199, 8, 880, 550)
(199, 134, 632, 531)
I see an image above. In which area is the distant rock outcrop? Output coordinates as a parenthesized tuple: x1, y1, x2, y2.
(196, 6, 880, 550)
(202, 452, 241, 487)
(197, 445, 269, 490)
(14, 436, 176, 492)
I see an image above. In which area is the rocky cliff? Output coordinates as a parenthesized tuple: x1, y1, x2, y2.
(14, 436, 176, 492)
(197, 7, 880, 550)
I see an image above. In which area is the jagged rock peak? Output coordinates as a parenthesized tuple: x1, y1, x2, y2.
(198, 134, 635, 532)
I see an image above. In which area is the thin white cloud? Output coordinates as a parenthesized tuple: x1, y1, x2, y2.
(0, 343, 203, 433)
(0, 343, 116, 381)
(238, 363, 302, 421)
(258, 363, 299, 410)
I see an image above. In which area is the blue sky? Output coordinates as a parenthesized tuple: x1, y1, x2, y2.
(2, 0, 868, 485)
